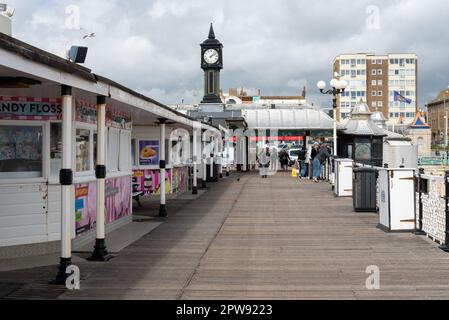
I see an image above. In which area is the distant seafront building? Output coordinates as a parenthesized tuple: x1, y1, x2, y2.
(221, 87, 307, 107)
(333, 53, 418, 126)
(426, 87, 449, 145)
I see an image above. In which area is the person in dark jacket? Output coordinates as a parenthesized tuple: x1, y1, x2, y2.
(279, 149, 290, 171)
(297, 147, 307, 178)
(313, 144, 330, 182)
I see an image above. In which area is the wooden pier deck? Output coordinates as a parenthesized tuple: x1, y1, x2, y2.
(2, 171, 449, 300)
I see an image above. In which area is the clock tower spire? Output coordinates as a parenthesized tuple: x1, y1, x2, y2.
(201, 23, 223, 104)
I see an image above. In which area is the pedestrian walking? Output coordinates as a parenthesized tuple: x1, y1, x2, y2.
(258, 147, 271, 178)
(279, 149, 290, 171)
(270, 147, 278, 171)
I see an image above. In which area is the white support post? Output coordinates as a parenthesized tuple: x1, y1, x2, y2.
(219, 139, 224, 179)
(226, 138, 230, 177)
(210, 137, 215, 181)
(242, 137, 247, 172)
(333, 115, 338, 157)
(54, 85, 73, 284)
(89, 96, 111, 261)
(159, 119, 168, 217)
(202, 130, 207, 188)
(192, 126, 199, 194)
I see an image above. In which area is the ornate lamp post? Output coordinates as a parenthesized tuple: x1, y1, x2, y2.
(317, 74, 348, 156)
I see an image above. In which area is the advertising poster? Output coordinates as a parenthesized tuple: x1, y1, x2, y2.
(107, 107, 132, 130)
(75, 176, 132, 237)
(106, 175, 132, 224)
(139, 141, 159, 166)
(155, 169, 172, 195)
(75, 182, 97, 236)
(75, 100, 97, 125)
(172, 167, 188, 194)
(132, 169, 172, 196)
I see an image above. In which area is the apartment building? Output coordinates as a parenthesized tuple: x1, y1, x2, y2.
(334, 53, 418, 124)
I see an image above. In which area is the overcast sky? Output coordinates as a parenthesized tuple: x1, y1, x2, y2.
(7, 0, 449, 107)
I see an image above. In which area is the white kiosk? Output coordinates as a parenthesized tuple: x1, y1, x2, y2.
(334, 159, 354, 197)
(378, 168, 416, 232)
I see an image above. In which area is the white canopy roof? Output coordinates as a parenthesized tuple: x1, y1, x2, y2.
(242, 107, 337, 130)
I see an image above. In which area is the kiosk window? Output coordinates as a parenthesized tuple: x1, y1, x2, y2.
(119, 131, 131, 171)
(108, 129, 120, 172)
(76, 128, 91, 172)
(0, 125, 43, 179)
(50, 123, 62, 177)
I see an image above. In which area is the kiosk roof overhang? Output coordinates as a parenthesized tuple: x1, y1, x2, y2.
(0, 33, 219, 133)
(242, 108, 341, 130)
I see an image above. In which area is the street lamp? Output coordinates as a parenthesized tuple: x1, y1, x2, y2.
(317, 74, 348, 156)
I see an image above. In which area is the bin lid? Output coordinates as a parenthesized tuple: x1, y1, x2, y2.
(354, 167, 378, 173)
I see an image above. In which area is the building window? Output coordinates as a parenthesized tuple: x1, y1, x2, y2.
(377, 69, 383, 75)
(76, 128, 92, 173)
(372, 80, 377, 86)
(378, 80, 383, 86)
(378, 91, 383, 96)
(372, 91, 377, 97)
(377, 101, 383, 107)
(0, 125, 43, 179)
(119, 131, 132, 171)
(50, 123, 62, 177)
(377, 59, 382, 64)
(371, 69, 377, 76)
(108, 129, 120, 172)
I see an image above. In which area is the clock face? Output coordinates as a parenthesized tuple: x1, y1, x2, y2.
(204, 49, 219, 64)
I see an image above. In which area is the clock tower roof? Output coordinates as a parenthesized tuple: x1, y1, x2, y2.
(201, 23, 222, 47)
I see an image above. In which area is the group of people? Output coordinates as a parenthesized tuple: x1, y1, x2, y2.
(295, 141, 331, 182)
(257, 141, 331, 182)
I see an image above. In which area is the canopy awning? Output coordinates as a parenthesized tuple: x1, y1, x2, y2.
(241, 108, 339, 130)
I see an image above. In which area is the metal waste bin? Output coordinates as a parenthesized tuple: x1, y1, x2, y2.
(353, 167, 378, 212)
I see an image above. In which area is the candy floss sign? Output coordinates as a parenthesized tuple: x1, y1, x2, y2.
(0, 96, 62, 120)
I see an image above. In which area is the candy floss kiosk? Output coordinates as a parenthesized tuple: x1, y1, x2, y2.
(0, 94, 133, 251)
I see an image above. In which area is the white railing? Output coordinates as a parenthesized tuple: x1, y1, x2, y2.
(416, 172, 448, 246)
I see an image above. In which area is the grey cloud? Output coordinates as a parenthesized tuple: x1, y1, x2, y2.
(7, 0, 449, 106)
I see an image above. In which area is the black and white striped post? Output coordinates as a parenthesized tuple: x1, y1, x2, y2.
(192, 125, 199, 195)
(88, 96, 112, 261)
(54, 85, 73, 284)
(159, 118, 168, 218)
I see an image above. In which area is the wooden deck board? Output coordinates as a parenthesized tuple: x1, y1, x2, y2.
(2, 172, 449, 300)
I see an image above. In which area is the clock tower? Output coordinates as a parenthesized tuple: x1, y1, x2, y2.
(201, 24, 223, 104)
